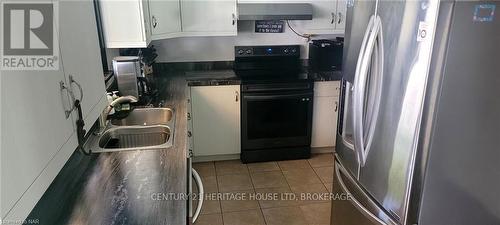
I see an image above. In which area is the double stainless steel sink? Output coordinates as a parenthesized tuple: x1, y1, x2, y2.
(86, 108, 175, 153)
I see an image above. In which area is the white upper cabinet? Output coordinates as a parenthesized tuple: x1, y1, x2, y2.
(334, 0, 346, 31)
(1, 67, 74, 221)
(181, 0, 238, 36)
(99, 0, 151, 48)
(100, 0, 237, 45)
(149, 0, 182, 39)
(293, 0, 346, 34)
(293, 0, 337, 34)
(60, 0, 108, 132)
(239, 0, 346, 34)
(2, 0, 107, 220)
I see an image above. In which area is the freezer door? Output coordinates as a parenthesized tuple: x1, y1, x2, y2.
(331, 158, 397, 225)
(357, 0, 440, 223)
(336, 0, 377, 178)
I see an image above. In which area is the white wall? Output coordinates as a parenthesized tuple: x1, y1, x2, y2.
(152, 21, 341, 62)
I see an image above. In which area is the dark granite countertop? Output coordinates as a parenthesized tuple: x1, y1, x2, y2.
(185, 70, 240, 86)
(28, 75, 189, 225)
(184, 69, 341, 86)
(307, 70, 343, 82)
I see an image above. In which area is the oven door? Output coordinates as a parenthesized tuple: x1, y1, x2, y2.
(241, 90, 313, 150)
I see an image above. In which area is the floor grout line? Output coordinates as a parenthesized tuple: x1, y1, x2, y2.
(246, 163, 268, 225)
(212, 161, 226, 225)
(205, 157, 334, 225)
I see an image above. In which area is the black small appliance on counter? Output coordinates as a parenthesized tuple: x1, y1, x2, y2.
(234, 45, 313, 163)
(308, 38, 343, 72)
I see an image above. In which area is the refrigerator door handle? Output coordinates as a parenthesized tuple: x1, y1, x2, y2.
(353, 15, 384, 167)
(352, 15, 376, 166)
(363, 16, 384, 166)
(336, 161, 396, 225)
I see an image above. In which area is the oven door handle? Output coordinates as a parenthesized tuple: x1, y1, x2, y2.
(243, 92, 313, 100)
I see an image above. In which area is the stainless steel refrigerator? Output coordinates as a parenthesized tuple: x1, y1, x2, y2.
(332, 1, 500, 225)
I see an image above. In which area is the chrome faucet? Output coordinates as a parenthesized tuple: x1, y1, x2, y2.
(97, 95, 138, 134)
(104, 95, 138, 116)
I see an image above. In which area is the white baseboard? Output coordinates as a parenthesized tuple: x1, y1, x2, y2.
(193, 154, 240, 163)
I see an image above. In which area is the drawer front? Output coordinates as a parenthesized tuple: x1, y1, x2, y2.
(314, 81, 341, 97)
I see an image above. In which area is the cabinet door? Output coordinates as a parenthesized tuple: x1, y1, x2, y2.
(100, 0, 149, 48)
(59, 0, 107, 132)
(142, 0, 153, 43)
(191, 85, 241, 156)
(334, 0, 346, 31)
(269, 0, 344, 34)
(1, 70, 74, 219)
(187, 90, 194, 157)
(311, 96, 339, 147)
(149, 0, 182, 38)
(293, 0, 336, 34)
(180, 0, 237, 36)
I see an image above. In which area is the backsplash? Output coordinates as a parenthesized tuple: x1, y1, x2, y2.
(151, 21, 341, 62)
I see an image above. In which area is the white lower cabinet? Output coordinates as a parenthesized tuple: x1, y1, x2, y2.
(190, 85, 241, 157)
(311, 81, 340, 148)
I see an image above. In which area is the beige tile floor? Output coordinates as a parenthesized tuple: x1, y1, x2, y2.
(193, 153, 335, 225)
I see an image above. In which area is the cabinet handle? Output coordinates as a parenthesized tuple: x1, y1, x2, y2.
(188, 131, 192, 137)
(334, 101, 338, 112)
(187, 112, 191, 120)
(69, 75, 83, 102)
(232, 13, 236, 26)
(59, 81, 73, 118)
(235, 90, 239, 102)
(152, 15, 158, 28)
(331, 12, 336, 24)
(337, 12, 343, 24)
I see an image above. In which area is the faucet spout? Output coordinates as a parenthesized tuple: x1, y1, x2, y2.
(104, 95, 138, 116)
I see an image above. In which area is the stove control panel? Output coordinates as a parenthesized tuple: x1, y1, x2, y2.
(235, 45, 300, 57)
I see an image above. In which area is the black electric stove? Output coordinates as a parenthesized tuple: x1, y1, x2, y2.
(234, 45, 313, 163)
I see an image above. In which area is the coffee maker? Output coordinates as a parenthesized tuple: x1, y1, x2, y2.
(308, 38, 343, 72)
(112, 56, 154, 101)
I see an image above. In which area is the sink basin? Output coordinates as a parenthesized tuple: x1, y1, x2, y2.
(85, 107, 176, 153)
(111, 108, 174, 126)
(98, 125, 172, 150)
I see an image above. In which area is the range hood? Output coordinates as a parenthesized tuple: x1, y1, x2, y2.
(238, 3, 313, 20)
